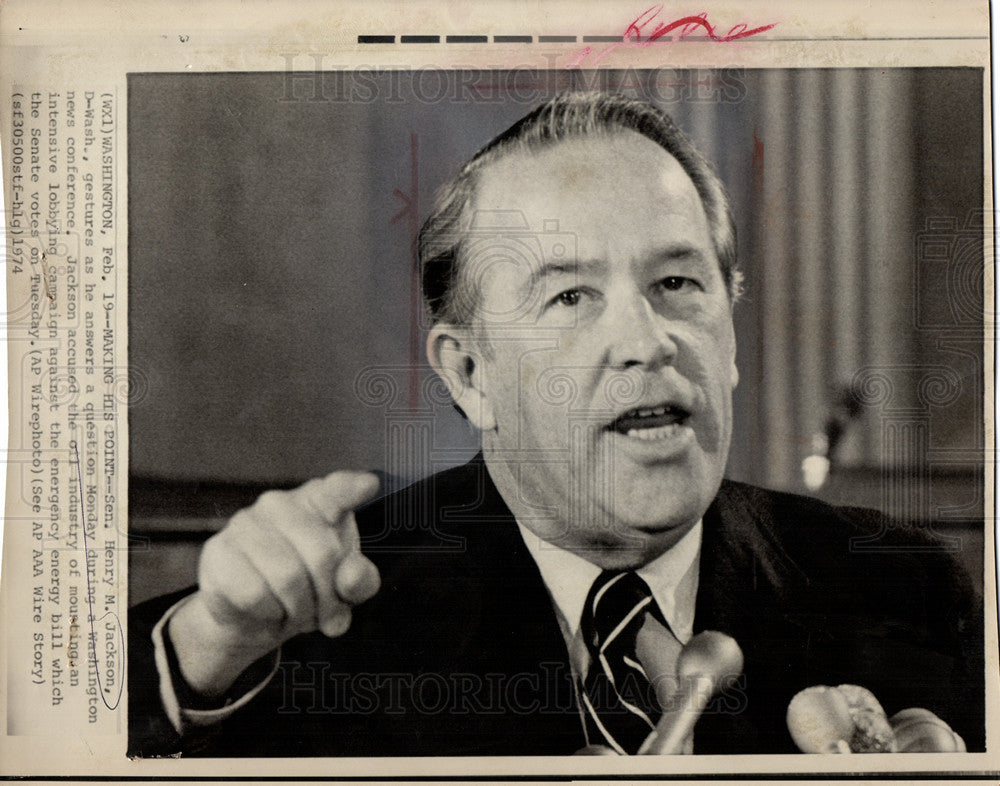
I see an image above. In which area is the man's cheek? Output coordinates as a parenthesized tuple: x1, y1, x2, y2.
(518, 388, 578, 451)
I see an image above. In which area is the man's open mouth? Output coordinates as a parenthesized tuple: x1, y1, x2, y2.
(606, 403, 691, 441)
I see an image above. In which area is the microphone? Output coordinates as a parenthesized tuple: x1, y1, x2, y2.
(786, 684, 870, 753)
(890, 708, 966, 753)
(786, 685, 966, 753)
(638, 631, 744, 754)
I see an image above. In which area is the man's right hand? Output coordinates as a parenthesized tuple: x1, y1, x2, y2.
(166, 471, 382, 699)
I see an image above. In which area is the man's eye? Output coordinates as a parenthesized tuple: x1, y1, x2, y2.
(658, 276, 700, 292)
(553, 289, 582, 307)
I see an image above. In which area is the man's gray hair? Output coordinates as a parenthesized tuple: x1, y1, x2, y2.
(419, 91, 741, 326)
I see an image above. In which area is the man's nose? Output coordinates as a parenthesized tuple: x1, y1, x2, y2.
(602, 290, 678, 370)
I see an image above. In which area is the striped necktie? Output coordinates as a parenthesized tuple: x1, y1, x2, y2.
(579, 571, 664, 754)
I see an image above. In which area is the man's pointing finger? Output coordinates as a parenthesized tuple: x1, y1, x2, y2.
(297, 470, 381, 525)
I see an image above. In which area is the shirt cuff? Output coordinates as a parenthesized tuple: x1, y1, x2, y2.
(151, 596, 281, 734)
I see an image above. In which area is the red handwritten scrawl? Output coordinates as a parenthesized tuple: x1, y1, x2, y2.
(626, 5, 777, 43)
(569, 5, 777, 67)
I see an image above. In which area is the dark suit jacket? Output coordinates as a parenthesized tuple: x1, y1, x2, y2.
(129, 457, 984, 757)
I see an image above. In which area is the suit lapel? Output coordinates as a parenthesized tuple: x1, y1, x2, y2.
(431, 457, 586, 753)
(690, 480, 817, 753)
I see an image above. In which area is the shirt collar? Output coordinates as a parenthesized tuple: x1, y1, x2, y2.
(517, 520, 702, 645)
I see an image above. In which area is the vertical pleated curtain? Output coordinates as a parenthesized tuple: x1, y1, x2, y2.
(750, 69, 917, 489)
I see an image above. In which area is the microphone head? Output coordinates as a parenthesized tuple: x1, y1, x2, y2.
(786, 685, 856, 753)
(836, 684, 895, 752)
(890, 708, 966, 752)
(787, 684, 896, 753)
(676, 631, 744, 690)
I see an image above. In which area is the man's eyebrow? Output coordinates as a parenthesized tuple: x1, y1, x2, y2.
(522, 259, 604, 292)
(649, 244, 708, 263)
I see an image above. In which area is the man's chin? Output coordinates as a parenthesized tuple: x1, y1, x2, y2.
(608, 452, 722, 521)
(573, 515, 701, 570)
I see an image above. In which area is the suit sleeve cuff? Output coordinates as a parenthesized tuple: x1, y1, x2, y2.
(151, 596, 281, 734)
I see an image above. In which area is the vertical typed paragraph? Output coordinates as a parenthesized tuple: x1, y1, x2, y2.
(5, 89, 124, 735)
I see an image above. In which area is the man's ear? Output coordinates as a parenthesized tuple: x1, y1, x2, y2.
(426, 323, 496, 431)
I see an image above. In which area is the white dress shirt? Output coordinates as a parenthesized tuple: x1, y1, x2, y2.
(516, 520, 702, 678)
(518, 520, 702, 752)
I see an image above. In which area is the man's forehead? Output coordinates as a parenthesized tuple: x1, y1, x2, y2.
(468, 131, 701, 226)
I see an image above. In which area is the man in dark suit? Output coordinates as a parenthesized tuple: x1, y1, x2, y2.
(129, 92, 983, 757)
